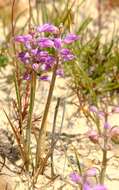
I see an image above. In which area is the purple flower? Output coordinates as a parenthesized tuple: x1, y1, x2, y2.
(38, 50, 49, 57)
(63, 33, 79, 44)
(45, 56, 55, 65)
(98, 111, 105, 119)
(39, 75, 51, 81)
(56, 69, 64, 77)
(93, 185, 107, 190)
(38, 55, 55, 66)
(54, 38, 62, 49)
(104, 122, 110, 129)
(87, 130, 99, 144)
(37, 23, 59, 33)
(18, 52, 30, 64)
(69, 172, 81, 183)
(15, 23, 80, 80)
(83, 183, 91, 190)
(83, 184, 107, 190)
(89, 105, 98, 113)
(38, 37, 54, 48)
(63, 54, 75, 61)
(40, 63, 52, 71)
(32, 63, 39, 71)
(60, 48, 71, 55)
(23, 73, 31, 80)
(15, 34, 32, 43)
(60, 48, 75, 61)
(25, 42, 32, 49)
(31, 48, 38, 55)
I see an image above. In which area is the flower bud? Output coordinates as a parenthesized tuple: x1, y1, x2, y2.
(88, 130, 99, 144)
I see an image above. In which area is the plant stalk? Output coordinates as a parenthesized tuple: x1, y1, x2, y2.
(35, 57, 59, 170)
(100, 116, 108, 184)
(100, 148, 107, 184)
(26, 71, 36, 171)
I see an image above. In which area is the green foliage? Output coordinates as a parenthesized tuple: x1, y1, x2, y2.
(0, 54, 8, 69)
(64, 25, 119, 105)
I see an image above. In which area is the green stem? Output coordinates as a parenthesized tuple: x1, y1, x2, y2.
(100, 118, 108, 184)
(26, 71, 36, 171)
(100, 148, 107, 184)
(14, 74, 23, 133)
(35, 57, 59, 169)
(51, 98, 61, 177)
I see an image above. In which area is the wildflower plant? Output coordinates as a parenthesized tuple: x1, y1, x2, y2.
(10, 23, 79, 178)
(84, 103, 119, 185)
(15, 23, 79, 81)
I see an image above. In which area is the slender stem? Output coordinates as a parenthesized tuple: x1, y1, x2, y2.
(14, 74, 23, 133)
(11, 0, 20, 78)
(100, 114, 108, 184)
(28, 0, 32, 29)
(36, 0, 40, 25)
(51, 98, 61, 177)
(35, 57, 59, 169)
(100, 148, 107, 184)
(97, 0, 102, 32)
(26, 71, 36, 171)
(11, 0, 23, 133)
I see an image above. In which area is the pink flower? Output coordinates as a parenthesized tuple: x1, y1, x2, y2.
(93, 185, 107, 190)
(38, 37, 54, 48)
(83, 184, 107, 190)
(63, 33, 79, 44)
(60, 48, 75, 61)
(37, 23, 59, 33)
(88, 130, 99, 144)
(104, 122, 110, 129)
(32, 63, 39, 71)
(15, 34, 32, 43)
(83, 183, 91, 190)
(39, 75, 51, 81)
(18, 52, 30, 64)
(69, 172, 81, 183)
(38, 50, 48, 57)
(56, 69, 64, 77)
(23, 73, 31, 80)
(54, 38, 62, 49)
(15, 23, 79, 80)
(89, 105, 98, 113)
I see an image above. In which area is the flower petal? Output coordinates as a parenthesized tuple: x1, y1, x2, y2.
(104, 122, 110, 129)
(23, 73, 31, 80)
(56, 69, 64, 77)
(54, 38, 62, 49)
(37, 23, 59, 33)
(69, 172, 81, 183)
(38, 37, 54, 48)
(63, 33, 79, 44)
(93, 185, 107, 190)
(32, 63, 39, 71)
(60, 48, 75, 61)
(83, 183, 92, 190)
(15, 34, 32, 43)
(39, 75, 51, 81)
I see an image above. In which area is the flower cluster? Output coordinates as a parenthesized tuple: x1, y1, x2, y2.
(88, 104, 119, 146)
(69, 169, 108, 190)
(15, 23, 79, 81)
